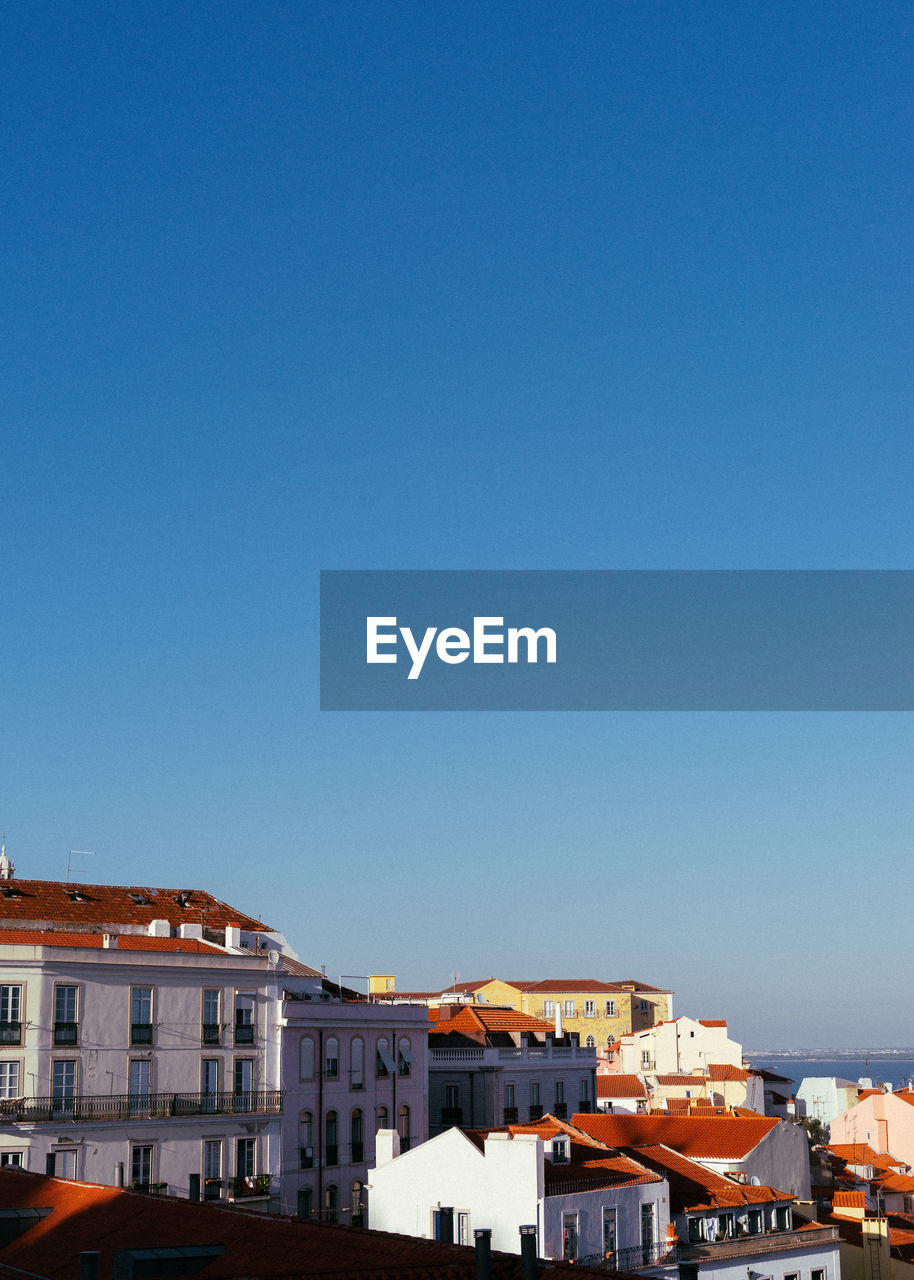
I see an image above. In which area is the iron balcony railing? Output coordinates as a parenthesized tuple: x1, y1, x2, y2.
(53, 1022, 78, 1046)
(0, 1089, 283, 1123)
(574, 1241, 680, 1271)
(227, 1173, 272, 1198)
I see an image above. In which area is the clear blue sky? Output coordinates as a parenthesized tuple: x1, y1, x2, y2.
(2, 2, 911, 1047)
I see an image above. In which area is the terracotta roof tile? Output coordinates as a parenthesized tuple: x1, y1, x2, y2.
(620, 1143, 792, 1212)
(0, 929, 225, 955)
(708, 1064, 749, 1082)
(0, 880, 267, 931)
(832, 1191, 866, 1209)
(699, 1020, 728, 1028)
(572, 1112, 780, 1159)
(596, 1074, 647, 1099)
(656, 1075, 707, 1087)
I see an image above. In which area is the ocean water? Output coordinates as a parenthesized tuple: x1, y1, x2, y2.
(749, 1058, 914, 1094)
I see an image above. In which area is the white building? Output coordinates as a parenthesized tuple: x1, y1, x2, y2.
(619, 1018, 744, 1080)
(795, 1078, 859, 1130)
(369, 1116, 670, 1263)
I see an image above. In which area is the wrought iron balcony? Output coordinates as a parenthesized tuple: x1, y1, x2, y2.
(228, 1173, 272, 1199)
(0, 1023, 21, 1045)
(53, 1022, 78, 1046)
(0, 1089, 283, 1123)
(201, 1023, 221, 1045)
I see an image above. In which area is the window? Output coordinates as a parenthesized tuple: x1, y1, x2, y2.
(530, 1082, 540, 1105)
(398, 1104, 411, 1152)
(324, 1183, 338, 1224)
(130, 987, 153, 1044)
(0, 986, 22, 1044)
(234, 1058, 253, 1111)
(563, 1211, 578, 1260)
(605, 999, 616, 1017)
(640, 999, 650, 1012)
(201, 1058, 219, 1110)
(325, 1111, 338, 1165)
(131, 1145, 153, 1187)
(376, 1104, 388, 1131)
(443, 1083, 461, 1122)
(579, 1078, 590, 1109)
(351, 1108, 363, 1162)
(350, 1037, 364, 1088)
(606, 1034, 616, 1046)
(202, 989, 220, 1045)
(128, 1060, 151, 1113)
(505, 1083, 515, 1107)
(748, 1210, 762, 1235)
(586, 1035, 596, 1048)
(0, 1152, 22, 1167)
(641, 1050, 651, 1068)
(584, 1000, 596, 1017)
(376, 1037, 394, 1076)
(775, 1207, 790, 1231)
(504, 1083, 517, 1122)
(688, 1217, 704, 1243)
(398, 1037, 413, 1076)
(52, 1060, 76, 1113)
(234, 993, 254, 1045)
(717, 1213, 733, 1240)
(297, 1187, 314, 1219)
(564, 1000, 575, 1017)
(203, 1139, 222, 1197)
(784, 1273, 799, 1280)
(54, 986, 78, 1045)
(300, 1112, 314, 1167)
(553, 1138, 568, 1163)
(603, 1207, 617, 1257)
(351, 1179, 364, 1227)
(325, 1037, 339, 1078)
(554, 1080, 566, 1115)
(55, 1148, 77, 1180)
(300, 1035, 315, 1079)
(543, 1000, 555, 1018)
(236, 1136, 255, 1178)
(0, 1062, 20, 1100)
(811, 1270, 826, 1280)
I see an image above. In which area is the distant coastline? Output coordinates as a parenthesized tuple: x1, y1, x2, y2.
(746, 1048, 914, 1059)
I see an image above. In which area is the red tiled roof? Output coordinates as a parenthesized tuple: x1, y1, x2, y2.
(656, 1075, 706, 1087)
(825, 1143, 894, 1167)
(699, 1020, 728, 1028)
(0, 1169, 609, 1279)
(572, 1112, 780, 1158)
(880, 1173, 914, 1193)
(0, 880, 267, 931)
(597, 1074, 647, 1099)
(0, 929, 224, 955)
(832, 1191, 866, 1209)
(620, 1143, 792, 1213)
(430, 1006, 554, 1039)
(708, 1064, 749, 1082)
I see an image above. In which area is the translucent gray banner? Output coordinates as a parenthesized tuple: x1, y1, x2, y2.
(320, 571, 913, 710)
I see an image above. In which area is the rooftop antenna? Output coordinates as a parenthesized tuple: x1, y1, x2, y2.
(66, 850, 96, 883)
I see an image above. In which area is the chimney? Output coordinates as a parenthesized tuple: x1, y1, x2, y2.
(102, 933, 117, 949)
(474, 1228, 492, 1280)
(519, 1224, 538, 1279)
(554, 1004, 563, 1039)
(374, 1129, 401, 1166)
(225, 924, 241, 949)
(147, 919, 170, 938)
(178, 923, 203, 940)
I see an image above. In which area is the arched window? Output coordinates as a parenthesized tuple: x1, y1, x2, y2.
(351, 1179, 364, 1227)
(325, 1036, 339, 1078)
(585, 1034, 596, 1048)
(398, 1104, 411, 1152)
(299, 1035, 314, 1079)
(324, 1183, 338, 1224)
(299, 1111, 313, 1168)
(606, 1034, 616, 1046)
(350, 1036, 364, 1088)
(325, 1110, 338, 1165)
(398, 1036, 412, 1076)
(376, 1037, 392, 1077)
(350, 1108, 363, 1161)
(376, 1104, 388, 1132)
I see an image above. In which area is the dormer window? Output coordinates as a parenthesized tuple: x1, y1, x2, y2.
(66, 890, 87, 903)
(0, 887, 22, 899)
(174, 891, 192, 908)
(552, 1139, 568, 1164)
(130, 894, 152, 906)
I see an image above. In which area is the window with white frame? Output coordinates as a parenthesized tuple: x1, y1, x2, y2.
(603, 1207, 617, 1255)
(0, 1062, 20, 1099)
(130, 987, 153, 1045)
(52, 1060, 76, 1106)
(543, 1000, 555, 1017)
(54, 986, 78, 1045)
(202, 989, 220, 1044)
(55, 1148, 78, 1180)
(0, 986, 22, 1044)
(0, 1152, 22, 1167)
(131, 1145, 153, 1186)
(234, 992, 254, 1044)
(236, 1136, 255, 1178)
(564, 1000, 575, 1017)
(128, 1059, 151, 1110)
(585, 1035, 595, 1048)
(584, 1000, 596, 1017)
(605, 999, 616, 1017)
(775, 1207, 790, 1231)
(641, 1050, 651, 1068)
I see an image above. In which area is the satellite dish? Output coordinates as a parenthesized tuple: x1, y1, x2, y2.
(268, 950, 280, 965)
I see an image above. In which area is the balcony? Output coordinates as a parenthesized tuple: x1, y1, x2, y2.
(0, 1023, 21, 1046)
(202, 1023, 221, 1046)
(554, 1102, 568, 1118)
(234, 1023, 254, 1046)
(351, 1141, 364, 1163)
(0, 1090, 284, 1123)
(678, 1225, 840, 1264)
(300, 1147, 314, 1169)
(529, 1105, 543, 1121)
(203, 1179, 223, 1200)
(131, 1181, 168, 1196)
(53, 1021, 79, 1046)
(503, 1107, 518, 1123)
(227, 1174, 272, 1200)
(441, 1107, 463, 1126)
(130, 1023, 153, 1046)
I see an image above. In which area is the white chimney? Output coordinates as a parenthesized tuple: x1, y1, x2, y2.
(147, 919, 170, 937)
(225, 924, 241, 950)
(178, 923, 203, 940)
(374, 1129, 401, 1166)
(103, 933, 117, 949)
(555, 1004, 563, 1039)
